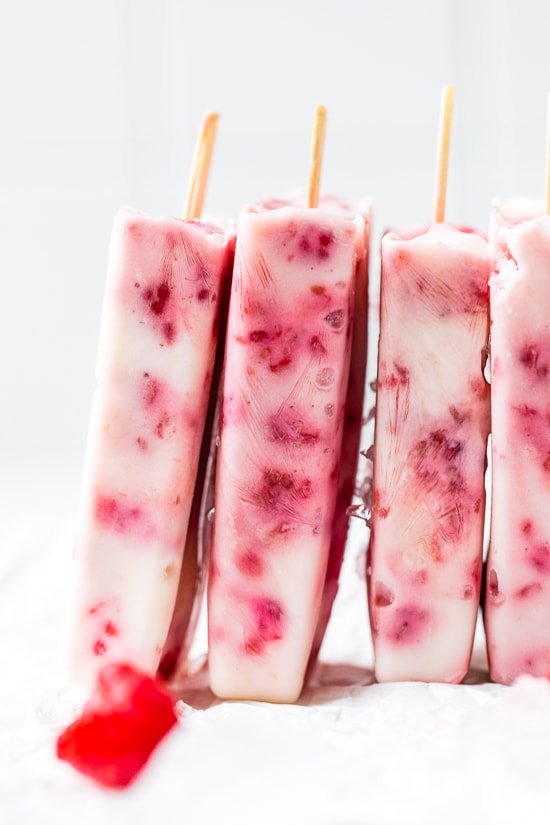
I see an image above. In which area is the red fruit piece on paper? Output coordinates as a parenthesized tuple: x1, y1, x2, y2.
(56, 663, 177, 788)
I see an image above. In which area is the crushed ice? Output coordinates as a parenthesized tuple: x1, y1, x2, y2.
(34, 686, 86, 729)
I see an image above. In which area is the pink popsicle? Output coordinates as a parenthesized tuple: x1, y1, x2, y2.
(252, 195, 372, 672)
(208, 202, 364, 702)
(486, 200, 550, 683)
(369, 224, 490, 682)
(69, 209, 234, 686)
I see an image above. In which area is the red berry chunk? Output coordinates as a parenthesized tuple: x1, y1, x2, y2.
(56, 664, 177, 788)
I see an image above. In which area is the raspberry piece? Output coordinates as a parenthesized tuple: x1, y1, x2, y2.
(56, 663, 177, 788)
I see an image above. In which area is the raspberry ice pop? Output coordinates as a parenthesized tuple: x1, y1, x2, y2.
(252, 193, 372, 671)
(208, 201, 364, 701)
(485, 199, 550, 683)
(369, 224, 490, 682)
(69, 208, 234, 686)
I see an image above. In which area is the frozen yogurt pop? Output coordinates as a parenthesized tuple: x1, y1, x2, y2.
(368, 87, 491, 682)
(208, 108, 366, 701)
(485, 198, 550, 683)
(250, 193, 372, 673)
(69, 114, 235, 686)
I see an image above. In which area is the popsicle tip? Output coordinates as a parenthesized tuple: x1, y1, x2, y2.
(307, 104, 328, 208)
(432, 84, 455, 224)
(545, 92, 550, 215)
(183, 110, 220, 221)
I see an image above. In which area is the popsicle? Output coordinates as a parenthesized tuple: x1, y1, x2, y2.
(485, 197, 550, 683)
(69, 114, 235, 686)
(368, 87, 491, 682)
(208, 108, 365, 701)
(251, 193, 372, 672)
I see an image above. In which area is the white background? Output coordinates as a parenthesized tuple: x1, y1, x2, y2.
(2, 0, 550, 494)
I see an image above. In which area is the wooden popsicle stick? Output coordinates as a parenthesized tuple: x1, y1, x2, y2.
(184, 111, 220, 221)
(307, 105, 327, 208)
(545, 92, 550, 215)
(432, 85, 455, 223)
